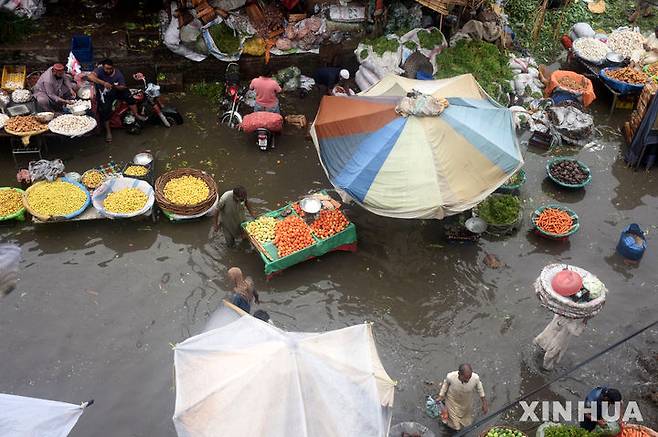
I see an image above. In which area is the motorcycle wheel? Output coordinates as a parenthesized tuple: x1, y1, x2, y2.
(220, 112, 241, 129)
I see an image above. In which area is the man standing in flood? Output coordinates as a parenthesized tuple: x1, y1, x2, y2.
(437, 363, 489, 431)
(213, 186, 256, 247)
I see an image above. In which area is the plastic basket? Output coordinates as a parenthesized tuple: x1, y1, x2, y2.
(0, 187, 26, 222)
(546, 158, 592, 189)
(2, 65, 26, 90)
(473, 194, 523, 237)
(497, 169, 526, 194)
(23, 178, 91, 221)
(600, 68, 646, 95)
(531, 204, 580, 239)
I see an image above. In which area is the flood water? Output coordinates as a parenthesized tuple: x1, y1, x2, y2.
(0, 91, 656, 436)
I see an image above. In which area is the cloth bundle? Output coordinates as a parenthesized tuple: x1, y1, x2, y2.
(28, 159, 64, 182)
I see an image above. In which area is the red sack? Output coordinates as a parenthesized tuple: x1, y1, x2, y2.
(241, 112, 284, 133)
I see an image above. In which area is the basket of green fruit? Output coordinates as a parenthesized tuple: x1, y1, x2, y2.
(480, 425, 528, 437)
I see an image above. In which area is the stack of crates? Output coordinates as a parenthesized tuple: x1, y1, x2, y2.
(1, 65, 26, 90)
(71, 35, 94, 71)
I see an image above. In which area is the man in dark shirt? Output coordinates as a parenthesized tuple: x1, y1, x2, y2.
(314, 67, 350, 95)
(580, 386, 622, 432)
(87, 58, 146, 143)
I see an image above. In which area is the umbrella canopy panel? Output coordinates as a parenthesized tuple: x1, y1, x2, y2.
(173, 315, 395, 437)
(0, 394, 87, 437)
(311, 74, 523, 219)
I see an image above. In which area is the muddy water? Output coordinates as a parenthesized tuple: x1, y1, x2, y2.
(0, 92, 656, 436)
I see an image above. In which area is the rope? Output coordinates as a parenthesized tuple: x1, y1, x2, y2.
(454, 319, 658, 436)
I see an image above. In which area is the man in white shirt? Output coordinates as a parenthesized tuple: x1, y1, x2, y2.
(437, 363, 489, 430)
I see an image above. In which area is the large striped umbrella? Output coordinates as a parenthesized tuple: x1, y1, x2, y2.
(310, 74, 523, 219)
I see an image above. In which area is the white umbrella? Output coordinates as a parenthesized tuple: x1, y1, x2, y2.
(173, 301, 396, 437)
(0, 394, 90, 437)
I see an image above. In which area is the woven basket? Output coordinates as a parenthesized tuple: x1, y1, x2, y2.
(536, 263, 606, 319)
(497, 169, 526, 194)
(479, 425, 528, 437)
(155, 168, 217, 216)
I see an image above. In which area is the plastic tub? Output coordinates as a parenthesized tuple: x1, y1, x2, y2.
(546, 158, 592, 189)
(532, 204, 580, 239)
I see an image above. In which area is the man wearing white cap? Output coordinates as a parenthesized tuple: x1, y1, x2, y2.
(313, 67, 351, 95)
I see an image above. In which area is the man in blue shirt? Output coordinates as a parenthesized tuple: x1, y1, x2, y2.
(88, 58, 146, 143)
(580, 386, 622, 432)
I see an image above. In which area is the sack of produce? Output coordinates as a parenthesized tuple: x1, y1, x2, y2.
(355, 69, 371, 91)
(399, 27, 447, 74)
(355, 35, 403, 75)
(203, 20, 244, 61)
(240, 112, 283, 133)
(569, 22, 595, 41)
(92, 177, 154, 219)
(359, 64, 379, 86)
(545, 71, 596, 107)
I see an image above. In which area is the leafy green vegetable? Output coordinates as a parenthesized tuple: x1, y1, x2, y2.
(434, 40, 513, 102)
(404, 41, 418, 51)
(417, 29, 444, 50)
(360, 49, 368, 59)
(208, 22, 240, 55)
(543, 424, 595, 437)
(363, 36, 400, 56)
(478, 195, 521, 225)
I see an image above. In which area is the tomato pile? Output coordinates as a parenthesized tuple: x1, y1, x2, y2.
(292, 202, 305, 217)
(274, 215, 314, 257)
(310, 210, 349, 239)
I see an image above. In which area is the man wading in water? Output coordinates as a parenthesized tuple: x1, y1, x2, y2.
(437, 363, 489, 431)
(213, 186, 256, 247)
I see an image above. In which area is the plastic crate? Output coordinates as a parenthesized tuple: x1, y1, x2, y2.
(70, 35, 94, 70)
(2, 65, 26, 90)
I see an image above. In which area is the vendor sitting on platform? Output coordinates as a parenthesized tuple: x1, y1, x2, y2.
(33, 63, 78, 112)
(87, 58, 147, 143)
(314, 67, 350, 95)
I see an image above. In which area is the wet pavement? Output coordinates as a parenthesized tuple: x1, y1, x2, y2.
(0, 91, 656, 436)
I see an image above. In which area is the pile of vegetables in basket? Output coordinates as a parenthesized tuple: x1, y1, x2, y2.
(163, 175, 210, 206)
(274, 215, 314, 258)
(245, 216, 277, 243)
(0, 189, 24, 218)
(606, 67, 649, 85)
(477, 194, 521, 225)
(549, 160, 589, 185)
(25, 180, 88, 217)
(103, 188, 148, 214)
(533, 207, 575, 235)
(483, 426, 526, 437)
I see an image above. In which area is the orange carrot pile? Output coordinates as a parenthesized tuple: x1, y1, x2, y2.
(533, 208, 574, 235)
(274, 215, 314, 257)
(622, 426, 653, 437)
(310, 210, 349, 239)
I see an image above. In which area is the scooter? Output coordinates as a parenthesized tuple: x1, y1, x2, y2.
(255, 127, 275, 151)
(106, 73, 183, 135)
(219, 63, 244, 129)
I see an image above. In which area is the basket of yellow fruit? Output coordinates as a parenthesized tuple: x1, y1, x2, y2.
(0, 187, 26, 222)
(23, 178, 91, 221)
(92, 177, 154, 219)
(123, 163, 151, 182)
(155, 168, 217, 216)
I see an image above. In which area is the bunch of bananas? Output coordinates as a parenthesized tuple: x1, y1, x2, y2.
(245, 216, 277, 243)
(164, 175, 210, 206)
(27, 180, 87, 217)
(104, 188, 148, 214)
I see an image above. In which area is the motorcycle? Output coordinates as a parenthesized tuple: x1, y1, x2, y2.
(255, 126, 275, 151)
(219, 63, 244, 129)
(105, 73, 183, 135)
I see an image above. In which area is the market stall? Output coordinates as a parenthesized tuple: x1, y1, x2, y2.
(242, 191, 357, 278)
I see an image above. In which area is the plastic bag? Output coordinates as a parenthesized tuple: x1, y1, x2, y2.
(28, 159, 64, 182)
(396, 92, 449, 117)
(91, 177, 155, 219)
